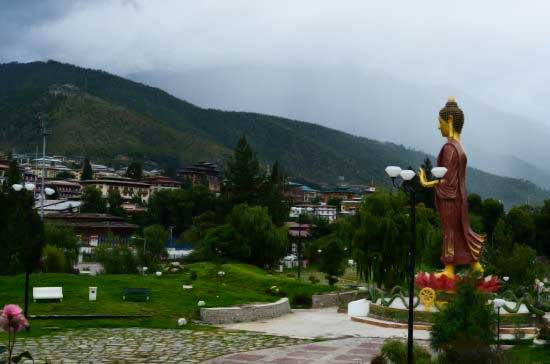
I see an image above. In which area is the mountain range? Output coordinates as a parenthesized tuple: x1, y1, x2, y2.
(129, 66, 550, 190)
(0, 60, 548, 207)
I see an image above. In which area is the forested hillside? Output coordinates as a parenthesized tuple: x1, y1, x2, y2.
(0, 60, 548, 207)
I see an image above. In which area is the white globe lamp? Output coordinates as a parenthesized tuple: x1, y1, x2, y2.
(400, 170, 416, 181)
(385, 166, 402, 178)
(431, 167, 448, 179)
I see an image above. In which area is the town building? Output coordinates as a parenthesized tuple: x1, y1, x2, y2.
(28, 157, 74, 179)
(44, 213, 138, 259)
(35, 179, 82, 199)
(35, 199, 82, 213)
(80, 177, 152, 203)
(177, 162, 221, 193)
(284, 182, 319, 203)
(142, 176, 181, 193)
(289, 203, 338, 222)
(340, 197, 363, 216)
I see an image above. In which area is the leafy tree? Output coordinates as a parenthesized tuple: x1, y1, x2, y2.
(126, 161, 143, 180)
(147, 186, 219, 234)
(107, 189, 125, 217)
(198, 204, 288, 267)
(481, 198, 504, 245)
(0, 189, 44, 274)
(95, 244, 138, 274)
(468, 193, 483, 216)
(142, 224, 169, 264)
(327, 197, 343, 211)
(533, 200, 550, 256)
(224, 136, 263, 205)
(56, 171, 76, 180)
(506, 205, 535, 246)
(182, 211, 217, 244)
(44, 223, 80, 271)
(42, 245, 66, 273)
(415, 157, 435, 208)
(81, 157, 93, 180)
(431, 276, 497, 363)
(80, 186, 107, 213)
(350, 192, 411, 287)
(319, 238, 346, 285)
(4, 159, 22, 189)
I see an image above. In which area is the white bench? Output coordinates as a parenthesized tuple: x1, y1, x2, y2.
(33, 287, 63, 302)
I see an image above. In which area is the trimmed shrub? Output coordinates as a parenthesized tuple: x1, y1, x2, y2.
(290, 292, 312, 308)
(42, 244, 66, 273)
(379, 339, 431, 364)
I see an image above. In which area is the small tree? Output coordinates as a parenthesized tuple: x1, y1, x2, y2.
(107, 189, 125, 217)
(319, 238, 346, 285)
(431, 276, 497, 363)
(126, 161, 143, 180)
(143, 224, 169, 265)
(44, 223, 80, 272)
(42, 245, 66, 273)
(80, 186, 107, 213)
(81, 157, 93, 180)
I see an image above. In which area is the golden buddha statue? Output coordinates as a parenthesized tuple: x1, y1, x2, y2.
(419, 97, 486, 278)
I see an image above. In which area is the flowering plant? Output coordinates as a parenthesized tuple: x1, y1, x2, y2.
(0, 304, 32, 364)
(415, 272, 501, 293)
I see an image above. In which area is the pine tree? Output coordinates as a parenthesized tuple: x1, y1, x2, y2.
(224, 136, 263, 205)
(126, 161, 143, 180)
(4, 159, 22, 189)
(81, 157, 93, 180)
(262, 161, 288, 226)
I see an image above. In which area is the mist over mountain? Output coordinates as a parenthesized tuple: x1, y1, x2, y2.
(1, 60, 548, 208)
(129, 66, 550, 188)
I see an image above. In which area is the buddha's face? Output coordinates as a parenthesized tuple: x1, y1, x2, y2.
(438, 116, 452, 138)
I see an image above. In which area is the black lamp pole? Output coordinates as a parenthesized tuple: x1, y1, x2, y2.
(406, 186, 417, 364)
(390, 176, 417, 364)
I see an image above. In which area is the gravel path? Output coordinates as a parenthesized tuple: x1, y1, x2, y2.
(11, 328, 311, 363)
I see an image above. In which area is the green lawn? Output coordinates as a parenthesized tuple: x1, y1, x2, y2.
(0, 262, 335, 337)
(506, 345, 550, 364)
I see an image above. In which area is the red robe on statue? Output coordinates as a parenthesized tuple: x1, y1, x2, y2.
(435, 139, 485, 265)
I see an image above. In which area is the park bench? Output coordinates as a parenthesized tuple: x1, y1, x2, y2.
(122, 288, 150, 302)
(33, 287, 63, 302)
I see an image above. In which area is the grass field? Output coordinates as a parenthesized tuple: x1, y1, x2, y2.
(0, 262, 335, 337)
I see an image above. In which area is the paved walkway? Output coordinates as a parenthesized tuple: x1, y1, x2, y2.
(13, 328, 310, 363)
(220, 308, 430, 340)
(206, 337, 411, 364)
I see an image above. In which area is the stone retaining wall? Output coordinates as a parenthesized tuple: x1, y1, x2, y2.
(200, 298, 291, 324)
(312, 291, 357, 308)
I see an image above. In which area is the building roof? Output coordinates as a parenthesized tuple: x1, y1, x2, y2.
(44, 213, 137, 230)
(178, 162, 220, 175)
(80, 179, 151, 187)
(142, 176, 181, 186)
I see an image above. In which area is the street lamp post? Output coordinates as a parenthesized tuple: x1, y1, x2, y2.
(385, 165, 447, 364)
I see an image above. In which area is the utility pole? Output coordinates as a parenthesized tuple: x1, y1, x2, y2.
(39, 118, 51, 219)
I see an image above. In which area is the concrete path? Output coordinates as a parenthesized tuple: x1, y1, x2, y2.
(206, 337, 417, 364)
(220, 308, 430, 340)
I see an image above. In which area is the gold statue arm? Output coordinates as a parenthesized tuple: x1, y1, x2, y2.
(419, 168, 440, 188)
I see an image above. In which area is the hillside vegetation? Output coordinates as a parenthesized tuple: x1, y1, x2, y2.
(0, 60, 548, 206)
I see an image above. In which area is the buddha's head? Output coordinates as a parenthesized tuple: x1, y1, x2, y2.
(438, 97, 464, 138)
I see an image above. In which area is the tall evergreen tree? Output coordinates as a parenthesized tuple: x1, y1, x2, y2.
(3, 159, 22, 191)
(80, 186, 107, 213)
(81, 157, 93, 180)
(107, 189, 125, 217)
(262, 161, 288, 226)
(126, 161, 143, 180)
(224, 136, 263, 205)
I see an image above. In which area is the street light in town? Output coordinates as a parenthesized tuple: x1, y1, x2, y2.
(384, 165, 447, 364)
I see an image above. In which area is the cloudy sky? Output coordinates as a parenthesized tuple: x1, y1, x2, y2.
(2, 0, 550, 122)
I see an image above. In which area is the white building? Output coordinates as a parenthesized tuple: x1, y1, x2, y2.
(289, 203, 338, 222)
